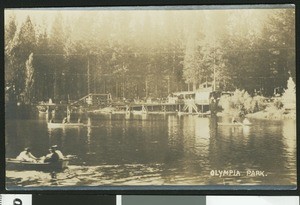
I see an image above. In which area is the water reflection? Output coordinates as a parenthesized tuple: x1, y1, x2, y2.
(281, 119, 297, 181)
(86, 118, 96, 155)
(5, 114, 297, 187)
(282, 119, 296, 154)
(242, 126, 250, 138)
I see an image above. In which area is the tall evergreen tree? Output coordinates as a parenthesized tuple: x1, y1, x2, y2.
(5, 14, 18, 87)
(5, 14, 17, 48)
(34, 28, 51, 101)
(23, 53, 35, 104)
(261, 8, 295, 93)
(6, 16, 36, 101)
(49, 13, 67, 101)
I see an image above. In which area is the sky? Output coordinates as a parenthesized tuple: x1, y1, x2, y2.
(4, 7, 294, 49)
(5, 8, 273, 33)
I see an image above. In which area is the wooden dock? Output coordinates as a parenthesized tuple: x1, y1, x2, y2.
(36, 93, 218, 115)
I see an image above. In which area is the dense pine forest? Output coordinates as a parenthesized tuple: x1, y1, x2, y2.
(5, 8, 295, 104)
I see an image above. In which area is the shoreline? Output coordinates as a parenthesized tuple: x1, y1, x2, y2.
(217, 109, 296, 120)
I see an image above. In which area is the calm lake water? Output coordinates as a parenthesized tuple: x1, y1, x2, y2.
(5, 113, 297, 189)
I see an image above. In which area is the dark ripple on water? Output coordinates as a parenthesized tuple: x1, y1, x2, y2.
(7, 163, 293, 187)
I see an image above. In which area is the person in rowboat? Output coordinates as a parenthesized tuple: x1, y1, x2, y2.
(16, 147, 38, 162)
(43, 147, 59, 163)
(51, 145, 64, 159)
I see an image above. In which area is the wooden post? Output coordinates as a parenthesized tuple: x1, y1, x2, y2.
(142, 105, 148, 113)
(126, 105, 130, 113)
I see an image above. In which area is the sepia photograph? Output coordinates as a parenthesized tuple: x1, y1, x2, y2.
(4, 5, 296, 189)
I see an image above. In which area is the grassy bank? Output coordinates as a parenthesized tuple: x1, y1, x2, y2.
(246, 107, 296, 120)
(218, 107, 295, 120)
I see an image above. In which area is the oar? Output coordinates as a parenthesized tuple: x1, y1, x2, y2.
(65, 155, 77, 159)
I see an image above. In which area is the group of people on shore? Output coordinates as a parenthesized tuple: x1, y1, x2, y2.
(16, 145, 64, 163)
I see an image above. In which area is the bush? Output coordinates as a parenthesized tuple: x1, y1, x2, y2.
(245, 95, 266, 113)
(219, 89, 267, 115)
(218, 94, 232, 112)
(282, 77, 296, 110)
(273, 98, 284, 109)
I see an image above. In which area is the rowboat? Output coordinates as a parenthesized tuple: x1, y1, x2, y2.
(47, 122, 85, 128)
(6, 158, 69, 172)
(218, 122, 252, 126)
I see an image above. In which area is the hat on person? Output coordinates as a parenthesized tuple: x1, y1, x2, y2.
(25, 147, 31, 151)
(51, 145, 58, 149)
